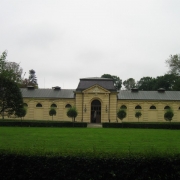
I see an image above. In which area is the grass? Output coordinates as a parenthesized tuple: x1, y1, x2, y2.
(1, 127, 180, 156)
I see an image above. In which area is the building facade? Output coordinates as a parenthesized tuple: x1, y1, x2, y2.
(21, 77, 180, 122)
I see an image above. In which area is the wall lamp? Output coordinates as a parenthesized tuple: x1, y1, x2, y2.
(106, 105, 108, 113)
(84, 105, 87, 112)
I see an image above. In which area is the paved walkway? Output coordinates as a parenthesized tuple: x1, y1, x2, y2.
(87, 123, 102, 128)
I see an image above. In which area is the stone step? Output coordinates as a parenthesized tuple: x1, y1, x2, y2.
(87, 123, 102, 128)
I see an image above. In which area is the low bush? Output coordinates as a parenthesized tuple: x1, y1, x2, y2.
(0, 119, 87, 127)
(0, 152, 180, 179)
(102, 122, 180, 129)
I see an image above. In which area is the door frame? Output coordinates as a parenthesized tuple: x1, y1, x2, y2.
(91, 99, 101, 123)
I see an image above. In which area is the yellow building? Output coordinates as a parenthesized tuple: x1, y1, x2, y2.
(21, 77, 180, 122)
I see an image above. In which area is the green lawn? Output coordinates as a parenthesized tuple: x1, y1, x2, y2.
(1, 127, 180, 156)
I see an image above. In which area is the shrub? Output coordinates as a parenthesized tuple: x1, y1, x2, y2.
(135, 111, 142, 122)
(117, 109, 127, 122)
(164, 109, 174, 122)
(67, 106, 78, 122)
(49, 108, 56, 120)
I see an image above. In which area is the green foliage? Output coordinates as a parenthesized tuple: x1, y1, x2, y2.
(15, 107, 27, 120)
(67, 106, 78, 122)
(164, 109, 174, 122)
(101, 74, 122, 90)
(136, 76, 156, 90)
(0, 51, 7, 74)
(117, 109, 127, 122)
(135, 111, 142, 122)
(0, 76, 23, 119)
(136, 74, 180, 91)
(49, 108, 56, 120)
(102, 122, 180, 129)
(0, 120, 87, 127)
(166, 54, 180, 75)
(0, 51, 23, 83)
(20, 69, 38, 88)
(1, 152, 180, 180)
(123, 78, 136, 90)
(154, 74, 180, 91)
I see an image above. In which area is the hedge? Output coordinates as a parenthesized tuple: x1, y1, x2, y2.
(0, 152, 180, 179)
(102, 122, 180, 129)
(0, 120, 87, 127)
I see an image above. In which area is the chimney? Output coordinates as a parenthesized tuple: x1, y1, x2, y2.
(52, 86, 61, 90)
(158, 88, 165, 93)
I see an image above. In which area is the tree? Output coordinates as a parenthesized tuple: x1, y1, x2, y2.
(136, 77, 156, 90)
(101, 74, 122, 90)
(67, 106, 78, 122)
(29, 69, 37, 85)
(15, 106, 27, 121)
(0, 51, 23, 83)
(117, 109, 127, 122)
(135, 111, 142, 122)
(154, 74, 180, 91)
(123, 78, 136, 90)
(0, 76, 23, 119)
(166, 54, 180, 75)
(49, 108, 56, 120)
(0, 51, 7, 74)
(20, 69, 38, 88)
(164, 109, 174, 122)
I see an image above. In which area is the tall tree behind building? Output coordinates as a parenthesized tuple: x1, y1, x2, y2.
(123, 78, 136, 90)
(0, 51, 23, 83)
(29, 69, 37, 85)
(21, 69, 38, 88)
(166, 54, 180, 75)
(101, 74, 122, 90)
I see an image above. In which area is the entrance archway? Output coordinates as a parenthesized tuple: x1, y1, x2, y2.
(91, 99, 101, 123)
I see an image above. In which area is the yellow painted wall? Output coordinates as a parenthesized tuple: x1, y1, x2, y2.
(117, 100, 180, 122)
(6, 91, 180, 123)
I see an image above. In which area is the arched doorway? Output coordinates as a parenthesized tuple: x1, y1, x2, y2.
(91, 100, 101, 123)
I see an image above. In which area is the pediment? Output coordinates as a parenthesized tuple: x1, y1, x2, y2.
(83, 85, 110, 94)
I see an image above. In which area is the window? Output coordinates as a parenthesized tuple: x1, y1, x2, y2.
(65, 104, 72, 108)
(120, 105, 127, 109)
(36, 103, 42, 107)
(51, 103, 57, 108)
(23, 103, 28, 107)
(164, 106, 170, 110)
(179, 107, 180, 110)
(150, 105, 156, 109)
(135, 105, 142, 109)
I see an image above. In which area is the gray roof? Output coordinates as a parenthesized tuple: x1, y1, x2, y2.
(76, 77, 116, 91)
(118, 90, 180, 101)
(21, 88, 75, 99)
(21, 88, 180, 101)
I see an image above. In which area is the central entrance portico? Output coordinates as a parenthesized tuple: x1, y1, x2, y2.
(91, 99, 101, 123)
(75, 77, 118, 123)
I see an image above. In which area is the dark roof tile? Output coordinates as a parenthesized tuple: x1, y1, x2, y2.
(21, 88, 75, 99)
(118, 90, 180, 100)
(76, 77, 116, 91)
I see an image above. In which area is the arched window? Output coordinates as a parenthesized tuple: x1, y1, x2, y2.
(36, 103, 42, 107)
(65, 104, 72, 108)
(51, 103, 57, 108)
(135, 105, 142, 109)
(150, 105, 156, 109)
(164, 106, 170, 110)
(120, 105, 127, 109)
(23, 103, 28, 107)
(179, 107, 180, 110)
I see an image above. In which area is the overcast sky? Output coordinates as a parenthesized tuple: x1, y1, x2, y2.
(0, 0, 180, 89)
